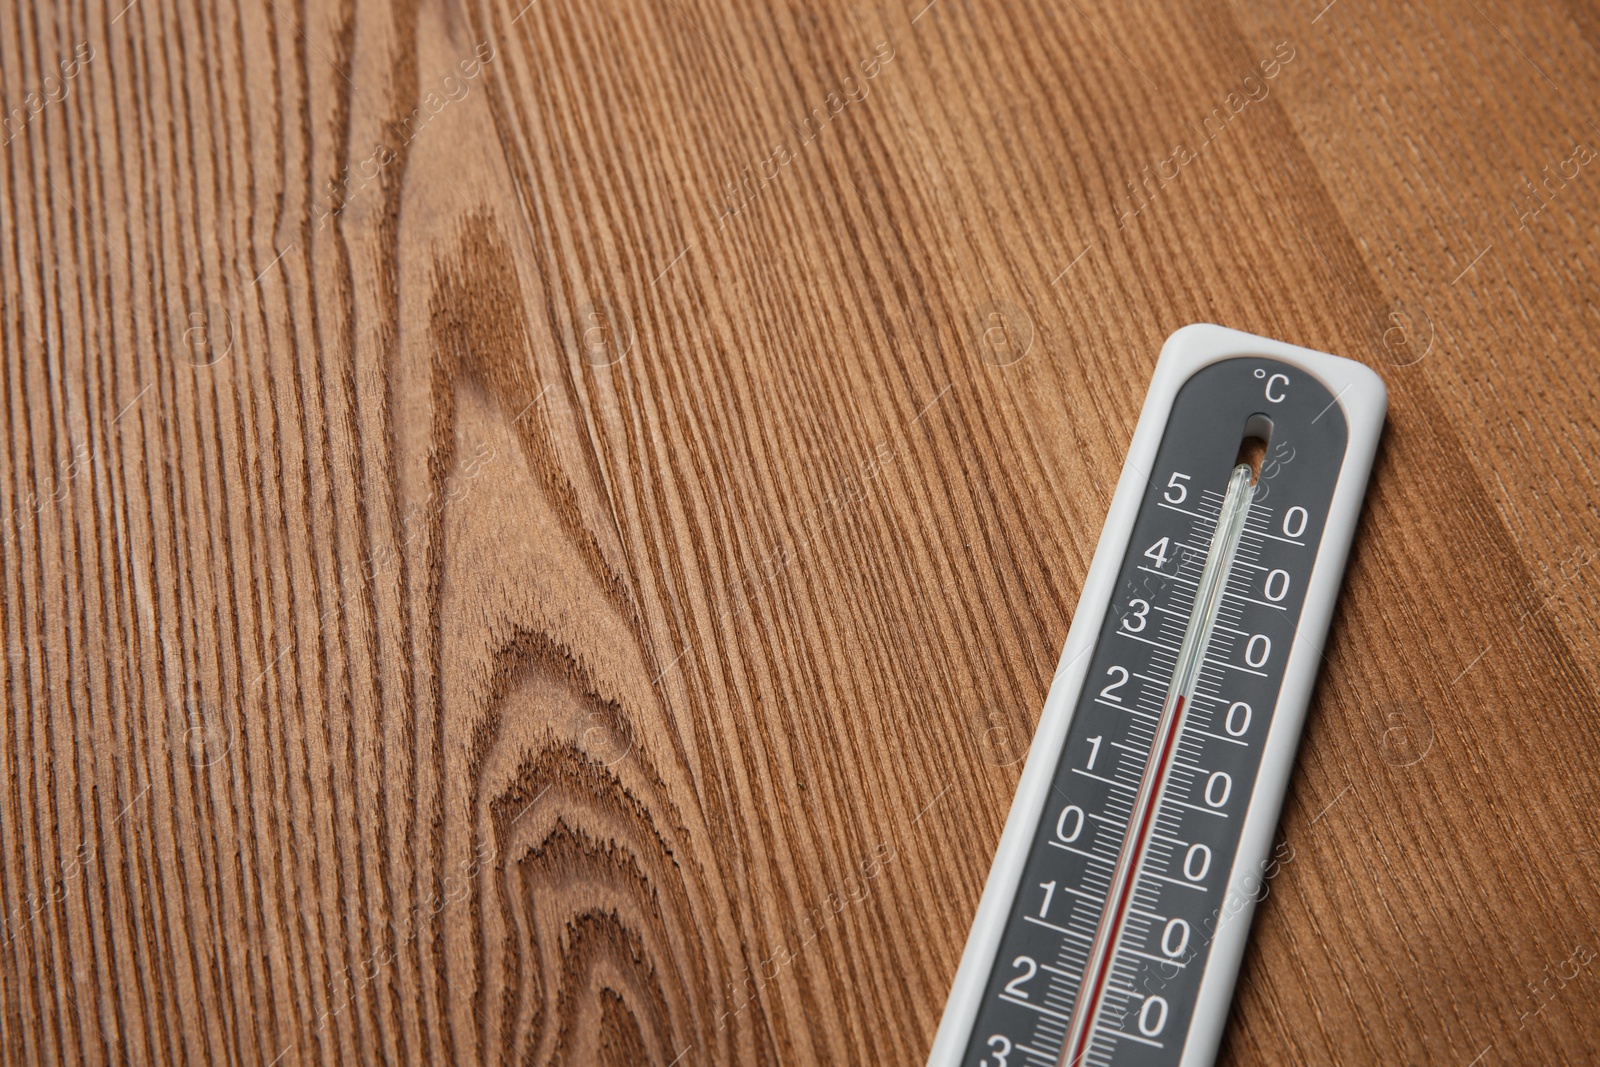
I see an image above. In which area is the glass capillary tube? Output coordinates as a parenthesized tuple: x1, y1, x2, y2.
(1058, 463, 1257, 1067)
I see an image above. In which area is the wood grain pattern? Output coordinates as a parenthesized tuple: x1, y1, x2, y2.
(3, 0, 1599, 1062)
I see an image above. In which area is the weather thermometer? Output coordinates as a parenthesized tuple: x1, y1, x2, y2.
(929, 325, 1386, 1067)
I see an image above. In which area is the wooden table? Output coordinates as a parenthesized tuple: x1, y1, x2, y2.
(4, 0, 1599, 1062)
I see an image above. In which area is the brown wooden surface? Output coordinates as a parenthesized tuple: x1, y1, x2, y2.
(4, 0, 1600, 1063)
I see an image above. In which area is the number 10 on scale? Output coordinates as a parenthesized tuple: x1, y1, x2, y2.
(927, 327, 1386, 1067)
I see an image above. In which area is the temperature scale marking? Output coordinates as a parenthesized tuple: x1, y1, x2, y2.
(929, 327, 1386, 1067)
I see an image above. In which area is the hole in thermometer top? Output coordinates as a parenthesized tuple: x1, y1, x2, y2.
(959, 356, 1349, 1067)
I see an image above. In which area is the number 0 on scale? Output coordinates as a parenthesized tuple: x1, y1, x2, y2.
(928, 326, 1386, 1067)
